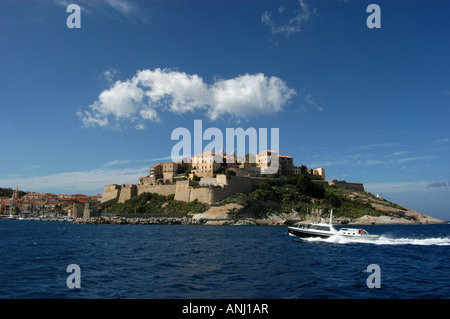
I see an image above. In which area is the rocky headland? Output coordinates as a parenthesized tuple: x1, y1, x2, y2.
(91, 177, 447, 226)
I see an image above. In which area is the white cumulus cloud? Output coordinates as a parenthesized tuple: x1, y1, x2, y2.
(78, 68, 296, 129)
(92, 79, 146, 119)
(208, 73, 295, 120)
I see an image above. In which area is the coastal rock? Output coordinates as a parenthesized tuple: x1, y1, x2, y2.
(350, 214, 447, 225)
(191, 203, 244, 222)
(353, 215, 416, 225)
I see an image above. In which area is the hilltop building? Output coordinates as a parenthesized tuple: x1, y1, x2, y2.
(101, 150, 337, 206)
(191, 151, 221, 178)
(279, 154, 294, 176)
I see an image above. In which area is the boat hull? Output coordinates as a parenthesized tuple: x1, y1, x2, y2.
(287, 227, 333, 239)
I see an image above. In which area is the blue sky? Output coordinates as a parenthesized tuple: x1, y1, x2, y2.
(1, 0, 449, 220)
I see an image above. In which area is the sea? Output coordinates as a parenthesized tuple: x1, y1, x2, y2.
(0, 219, 449, 302)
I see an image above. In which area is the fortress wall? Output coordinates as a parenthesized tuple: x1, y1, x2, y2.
(101, 184, 121, 203)
(118, 184, 138, 203)
(329, 181, 365, 192)
(102, 175, 365, 207)
(174, 180, 194, 202)
(208, 176, 253, 203)
(229, 166, 260, 177)
(103, 183, 177, 205)
(227, 176, 253, 193)
(137, 184, 177, 197)
(313, 180, 365, 192)
(174, 176, 253, 205)
(189, 187, 213, 204)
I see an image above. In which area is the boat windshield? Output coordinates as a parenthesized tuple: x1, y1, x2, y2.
(294, 223, 311, 229)
(293, 223, 333, 232)
(310, 225, 331, 231)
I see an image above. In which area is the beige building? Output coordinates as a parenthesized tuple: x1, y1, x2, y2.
(310, 168, 326, 180)
(191, 151, 222, 178)
(150, 163, 163, 180)
(163, 162, 178, 182)
(256, 150, 278, 173)
(257, 150, 295, 175)
(137, 149, 324, 190)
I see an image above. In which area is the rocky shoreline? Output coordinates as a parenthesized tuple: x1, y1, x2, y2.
(3, 204, 447, 225)
(186, 203, 448, 225)
(72, 215, 203, 225)
(71, 214, 447, 226)
(72, 200, 448, 226)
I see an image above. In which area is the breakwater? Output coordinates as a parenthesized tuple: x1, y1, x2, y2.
(73, 215, 204, 225)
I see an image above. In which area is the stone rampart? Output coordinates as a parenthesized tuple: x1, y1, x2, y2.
(101, 183, 177, 204)
(102, 175, 365, 206)
(189, 187, 213, 204)
(137, 184, 176, 198)
(313, 180, 365, 192)
(230, 166, 260, 177)
(118, 184, 138, 203)
(174, 175, 254, 204)
(330, 180, 364, 192)
(174, 180, 196, 202)
(101, 184, 122, 203)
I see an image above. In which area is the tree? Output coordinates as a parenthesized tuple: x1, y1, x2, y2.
(296, 175, 325, 199)
(300, 164, 308, 175)
(324, 192, 341, 207)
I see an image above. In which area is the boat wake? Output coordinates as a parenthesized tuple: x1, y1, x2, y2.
(299, 234, 450, 246)
(375, 235, 450, 246)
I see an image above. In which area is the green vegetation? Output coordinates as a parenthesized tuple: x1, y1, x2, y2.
(214, 175, 386, 219)
(102, 192, 208, 216)
(321, 186, 384, 219)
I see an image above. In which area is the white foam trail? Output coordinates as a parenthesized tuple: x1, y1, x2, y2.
(300, 235, 450, 246)
(374, 235, 450, 246)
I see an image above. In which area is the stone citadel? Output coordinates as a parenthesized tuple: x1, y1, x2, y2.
(101, 150, 364, 206)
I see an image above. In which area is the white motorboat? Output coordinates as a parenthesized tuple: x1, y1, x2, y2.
(287, 210, 379, 240)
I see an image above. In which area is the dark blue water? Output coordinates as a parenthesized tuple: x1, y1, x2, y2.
(0, 219, 449, 299)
